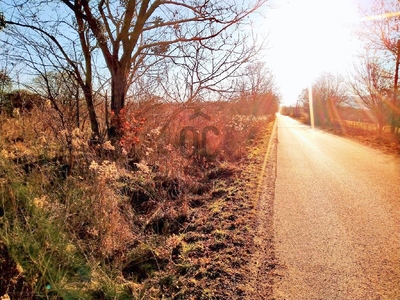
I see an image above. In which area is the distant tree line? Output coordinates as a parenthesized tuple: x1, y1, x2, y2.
(296, 73, 350, 127)
(287, 0, 400, 136)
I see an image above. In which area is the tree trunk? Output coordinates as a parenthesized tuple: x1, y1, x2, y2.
(82, 87, 100, 140)
(392, 40, 400, 133)
(109, 69, 128, 143)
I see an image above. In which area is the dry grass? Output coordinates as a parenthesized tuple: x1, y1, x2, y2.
(0, 100, 275, 299)
(324, 121, 400, 155)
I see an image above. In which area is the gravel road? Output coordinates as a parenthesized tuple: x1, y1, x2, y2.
(273, 115, 400, 299)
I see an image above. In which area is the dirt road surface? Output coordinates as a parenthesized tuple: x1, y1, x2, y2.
(273, 115, 400, 299)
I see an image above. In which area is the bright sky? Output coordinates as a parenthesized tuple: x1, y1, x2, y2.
(259, 0, 373, 106)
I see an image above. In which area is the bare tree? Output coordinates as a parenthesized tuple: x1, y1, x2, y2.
(349, 58, 392, 133)
(357, 0, 400, 132)
(0, 12, 5, 30)
(3, 3, 102, 139)
(31, 71, 82, 130)
(234, 61, 279, 116)
(3, 0, 267, 144)
(161, 39, 253, 104)
(300, 72, 350, 126)
(0, 44, 20, 108)
(358, 0, 400, 56)
(0, 70, 12, 107)
(153, 28, 264, 131)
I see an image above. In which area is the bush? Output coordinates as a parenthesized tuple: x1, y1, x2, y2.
(0, 98, 274, 298)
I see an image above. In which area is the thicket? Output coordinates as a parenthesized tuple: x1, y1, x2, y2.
(0, 95, 275, 299)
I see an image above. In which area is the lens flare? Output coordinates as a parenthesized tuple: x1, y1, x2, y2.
(308, 85, 315, 129)
(358, 11, 400, 22)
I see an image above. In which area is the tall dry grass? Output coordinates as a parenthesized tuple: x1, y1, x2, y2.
(0, 98, 274, 298)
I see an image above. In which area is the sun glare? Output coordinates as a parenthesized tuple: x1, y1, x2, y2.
(359, 11, 400, 22)
(263, 0, 361, 105)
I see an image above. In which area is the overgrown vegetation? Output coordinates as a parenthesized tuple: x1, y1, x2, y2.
(0, 95, 276, 299)
(0, 2, 280, 297)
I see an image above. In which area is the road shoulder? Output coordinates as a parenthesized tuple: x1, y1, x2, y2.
(245, 120, 283, 299)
